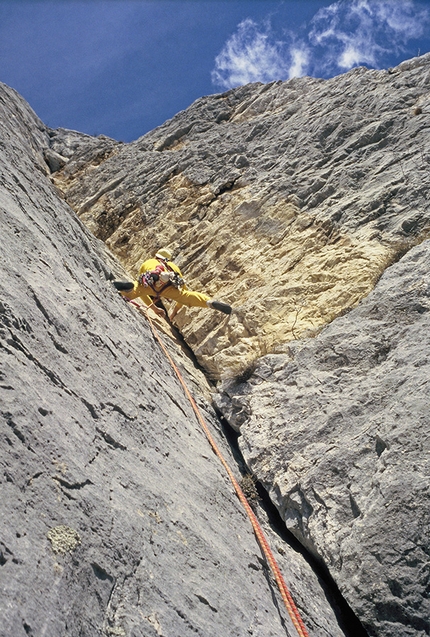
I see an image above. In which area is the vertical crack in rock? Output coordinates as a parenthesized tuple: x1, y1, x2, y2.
(216, 409, 370, 637)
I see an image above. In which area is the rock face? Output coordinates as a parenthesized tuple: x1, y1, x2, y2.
(1, 52, 429, 637)
(51, 54, 430, 379)
(216, 239, 430, 637)
(0, 85, 350, 636)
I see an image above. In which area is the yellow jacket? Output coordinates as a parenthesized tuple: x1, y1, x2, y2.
(122, 257, 209, 308)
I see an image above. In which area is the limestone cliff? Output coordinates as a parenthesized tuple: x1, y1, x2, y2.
(51, 54, 430, 380)
(1, 52, 429, 637)
(0, 86, 352, 636)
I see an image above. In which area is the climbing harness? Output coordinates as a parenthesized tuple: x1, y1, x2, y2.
(138, 258, 185, 300)
(128, 299, 310, 637)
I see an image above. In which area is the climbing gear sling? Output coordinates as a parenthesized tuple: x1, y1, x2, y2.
(139, 257, 184, 302)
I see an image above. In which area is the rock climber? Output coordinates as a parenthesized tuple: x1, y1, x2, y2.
(113, 248, 232, 318)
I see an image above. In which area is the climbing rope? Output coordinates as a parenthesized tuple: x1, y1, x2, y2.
(129, 300, 310, 637)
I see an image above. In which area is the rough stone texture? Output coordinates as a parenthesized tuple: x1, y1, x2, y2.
(0, 84, 348, 636)
(216, 239, 430, 637)
(51, 54, 430, 378)
(1, 51, 430, 637)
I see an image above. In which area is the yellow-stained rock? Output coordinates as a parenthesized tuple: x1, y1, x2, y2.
(100, 174, 395, 378)
(51, 61, 430, 380)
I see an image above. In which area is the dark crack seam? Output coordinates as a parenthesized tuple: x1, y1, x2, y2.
(214, 407, 370, 637)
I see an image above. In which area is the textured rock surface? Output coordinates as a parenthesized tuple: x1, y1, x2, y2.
(1, 51, 430, 637)
(216, 240, 430, 637)
(51, 54, 430, 378)
(0, 84, 349, 636)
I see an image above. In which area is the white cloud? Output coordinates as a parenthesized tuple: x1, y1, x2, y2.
(211, 0, 430, 89)
(338, 43, 377, 68)
(288, 46, 310, 79)
(309, 0, 429, 74)
(375, 1, 428, 40)
(211, 18, 291, 89)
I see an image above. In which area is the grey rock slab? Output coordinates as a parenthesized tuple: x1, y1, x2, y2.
(0, 83, 347, 636)
(43, 147, 68, 173)
(217, 240, 430, 637)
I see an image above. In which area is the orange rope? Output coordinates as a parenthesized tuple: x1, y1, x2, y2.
(131, 301, 310, 637)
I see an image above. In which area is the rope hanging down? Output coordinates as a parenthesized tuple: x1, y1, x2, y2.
(130, 301, 310, 637)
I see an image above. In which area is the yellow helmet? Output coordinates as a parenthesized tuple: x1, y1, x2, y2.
(155, 248, 173, 260)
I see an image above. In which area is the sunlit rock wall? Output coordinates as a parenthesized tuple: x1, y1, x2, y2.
(52, 54, 430, 379)
(2, 52, 430, 637)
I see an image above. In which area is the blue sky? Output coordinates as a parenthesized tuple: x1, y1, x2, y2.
(1, 0, 429, 142)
